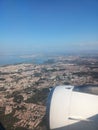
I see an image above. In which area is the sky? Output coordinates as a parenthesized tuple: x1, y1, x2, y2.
(0, 0, 98, 55)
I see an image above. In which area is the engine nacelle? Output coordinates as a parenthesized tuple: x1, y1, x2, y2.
(46, 85, 98, 130)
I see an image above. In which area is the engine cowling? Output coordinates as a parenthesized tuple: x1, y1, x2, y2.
(46, 85, 98, 130)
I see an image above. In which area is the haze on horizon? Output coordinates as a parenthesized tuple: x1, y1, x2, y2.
(0, 0, 98, 55)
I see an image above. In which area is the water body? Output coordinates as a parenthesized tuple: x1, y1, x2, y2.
(0, 55, 48, 66)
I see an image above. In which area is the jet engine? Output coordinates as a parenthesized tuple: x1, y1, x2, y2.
(46, 85, 98, 130)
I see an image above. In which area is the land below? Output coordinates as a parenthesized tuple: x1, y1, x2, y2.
(0, 55, 98, 130)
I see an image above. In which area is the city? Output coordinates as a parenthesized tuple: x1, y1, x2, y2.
(0, 55, 98, 130)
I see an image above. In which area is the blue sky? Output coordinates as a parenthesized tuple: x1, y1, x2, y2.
(0, 0, 98, 54)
